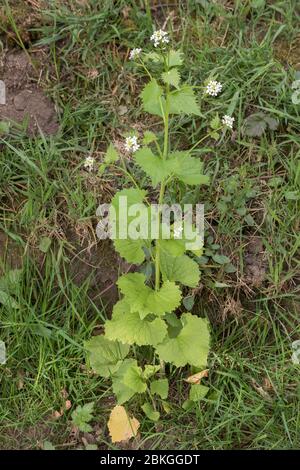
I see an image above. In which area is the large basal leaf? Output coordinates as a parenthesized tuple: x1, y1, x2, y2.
(160, 252, 200, 287)
(105, 299, 168, 346)
(140, 79, 164, 117)
(169, 151, 210, 186)
(156, 313, 210, 368)
(84, 335, 129, 378)
(117, 273, 181, 319)
(169, 86, 201, 116)
(134, 147, 170, 187)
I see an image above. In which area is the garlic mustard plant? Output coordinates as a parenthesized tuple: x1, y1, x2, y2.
(85, 30, 234, 430)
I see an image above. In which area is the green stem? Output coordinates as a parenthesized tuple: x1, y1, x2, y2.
(155, 81, 170, 291)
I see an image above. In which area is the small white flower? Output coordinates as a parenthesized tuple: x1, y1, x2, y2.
(150, 30, 169, 48)
(205, 80, 222, 97)
(84, 156, 95, 171)
(125, 135, 140, 153)
(222, 115, 235, 129)
(129, 48, 142, 60)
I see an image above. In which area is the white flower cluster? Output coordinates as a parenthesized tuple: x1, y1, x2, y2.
(222, 115, 235, 129)
(150, 29, 169, 48)
(125, 135, 140, 153)
(205, 80, 222, 97)
(84, 156, 95, 171)
(129, 48, 142, 60)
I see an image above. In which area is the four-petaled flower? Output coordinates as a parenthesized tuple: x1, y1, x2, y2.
(125, 135, 140, 153)
(150, 30, 170, 48)
(129, 48, 142, 60)
(84, 156, 95, 171)
(222, 115, 235, 129)
(205, 80, 222, 97)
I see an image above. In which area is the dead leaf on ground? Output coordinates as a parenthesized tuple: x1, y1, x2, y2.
(185, 369, 209, 384)
(108, 405, 140, 443)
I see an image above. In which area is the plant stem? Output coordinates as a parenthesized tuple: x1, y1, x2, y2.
(155, 82, 170, 291)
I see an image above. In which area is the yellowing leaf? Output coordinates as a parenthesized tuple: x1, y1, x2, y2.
(185, 369, 209, 384)
(108, 405, 140, 443)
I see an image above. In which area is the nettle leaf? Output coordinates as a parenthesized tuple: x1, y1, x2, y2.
(112, 359, 146, 404)
(168, 49, 184, 67)
(169, 151, 210, 186)
(141, 402, 160, 421)
(134, 147, 169, 187)
(169, 86, 201, 116)
(84, 335, 129, 378)
(150, 378, 169, 399)
(105, 300, 168, 346)
(156, 313, 210, 368)
(144, 52, 162, 63)
(117, 273, 181, 319)
(143, 131, 157, 145)
(140, 79, 164, 117)
(160, 252, 200, 287)
(162, 68, 181, 89)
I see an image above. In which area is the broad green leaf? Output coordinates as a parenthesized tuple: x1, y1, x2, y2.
(140, 79, 164, 117)
(150, 378, 169, 399)
(169, 151, 210, 186)
(85, 335, 129, 378)
(123, 362, 147, 394)
(162, 68, 180, 89)
(144, 52, 162, 63)
(141, 403, 160, 421)
(142, 365, 160, 380)
(105, 143, 119, 163)
(143, 131, 157, 145)
(160, 252, 200, 287)
(113, 238, 145, 264)
(134, 147, 169, 187)
(117, 273, 181, 319)
(169, 86, 201, 116)
(156, 313, 210, 368)
(105, 300, 168, 346)
(189, 384, 209, 401)
(168, 49, 184, 67)
(112, 359, 145, 404)
(111, 188, 149, 263)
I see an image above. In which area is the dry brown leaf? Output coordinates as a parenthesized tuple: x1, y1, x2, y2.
(108, 405, 140, 443)
(185, 369, 209, 384)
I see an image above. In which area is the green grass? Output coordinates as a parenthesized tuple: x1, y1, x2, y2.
(0, 0, 299, 450)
